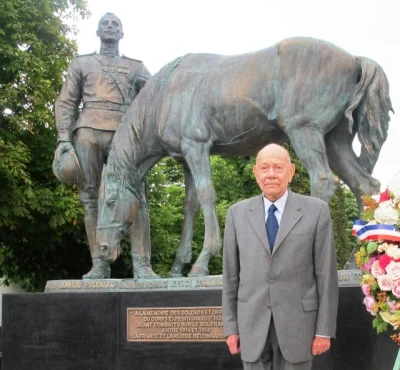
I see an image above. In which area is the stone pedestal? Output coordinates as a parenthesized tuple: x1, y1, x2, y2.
(2, 292, 119, 369)
(1, 273, 399, 370)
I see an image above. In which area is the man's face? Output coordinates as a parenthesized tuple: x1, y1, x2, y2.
(253, 145, 295, 202)
(97, 15, 123, 44)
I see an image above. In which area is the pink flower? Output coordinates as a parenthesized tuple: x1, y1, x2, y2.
(379, 254, 394, 270)
(393, 281, 400, 298)
(362, 256, 377, 272)
(380, 188, 391, 202)
(371, 260, 386, 278)
(361, 284, 371, 296)
(364, 295, 377, 315)
(386, 261, 400, 280)
(387, 301, 400, 312)
(377, 275, 394, 291)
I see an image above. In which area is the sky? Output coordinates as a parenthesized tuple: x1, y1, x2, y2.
(73, 0, 399, 190)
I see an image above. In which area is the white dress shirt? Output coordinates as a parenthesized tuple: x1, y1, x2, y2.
(263, 190, 288, 225)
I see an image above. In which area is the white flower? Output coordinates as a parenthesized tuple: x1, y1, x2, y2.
(374, 201, 398, 225)
(371, 194, 381, 203)
(388, 171, 400, 198)
(387, 246, 400, 260)
(378, 242, 394, 252)
(386, 261, 400, 279)
(377, 275, 395, 291)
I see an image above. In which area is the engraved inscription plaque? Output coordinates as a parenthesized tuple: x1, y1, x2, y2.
(127, 307, 225, 342)
(337, 270, 363, 286)
(44, 270, 361, 292)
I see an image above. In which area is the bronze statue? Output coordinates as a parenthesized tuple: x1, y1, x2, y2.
(53, 13, 159, 279)
(96, 37, 393, 277)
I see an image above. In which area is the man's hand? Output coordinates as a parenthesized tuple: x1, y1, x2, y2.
(54, 141, 74, 162)
(226, 334, 240, 355)
(312, 336, 330, 356)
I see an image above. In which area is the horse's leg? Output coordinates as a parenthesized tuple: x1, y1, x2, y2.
(183, 142, 221, 277)
(325, 123, 381, 270)
(325, 121, 381, 211)
(286, 125, 338, 202)
(168, 162, 200, 278)
(130, 181, 160, 279)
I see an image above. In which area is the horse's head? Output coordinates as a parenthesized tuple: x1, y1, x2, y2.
(96, 163, 139, 263)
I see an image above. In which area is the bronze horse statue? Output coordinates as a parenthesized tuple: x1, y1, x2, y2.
(96, 37, 393, 277)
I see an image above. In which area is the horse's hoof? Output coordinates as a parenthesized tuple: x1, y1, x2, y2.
(188, 265, 209, 277)
(167, 271, 183, 278)
(134, 265, 160, 280)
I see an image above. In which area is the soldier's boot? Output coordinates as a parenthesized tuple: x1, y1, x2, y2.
(82, 208, 111, 279)
(83, 257, 111, 279)
(131, 197, 159, 280)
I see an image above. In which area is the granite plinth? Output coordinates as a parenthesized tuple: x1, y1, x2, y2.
(2, 292, 119, 370)
(2, 288, 236, 370)
(2, 273, 399, 370)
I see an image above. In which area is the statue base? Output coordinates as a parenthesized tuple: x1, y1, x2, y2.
(1, 273, 398, 369)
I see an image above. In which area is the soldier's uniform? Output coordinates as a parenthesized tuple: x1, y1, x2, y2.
(55, 52, 153, 279)
(56, 52, 150, 139)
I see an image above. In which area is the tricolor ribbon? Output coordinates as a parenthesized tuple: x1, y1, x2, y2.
(352, 220, 400, 243)
(352, 220, 368, 236)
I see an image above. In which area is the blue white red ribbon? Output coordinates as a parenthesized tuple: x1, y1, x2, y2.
(352, 220, 400, 242)
(352, 220, 368, 236)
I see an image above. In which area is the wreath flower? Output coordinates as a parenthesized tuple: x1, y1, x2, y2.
(352, 171, 400, 345)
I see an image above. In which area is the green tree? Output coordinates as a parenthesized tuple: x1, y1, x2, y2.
(343, 188, 360, 265)
(140, 144, 355, 276)
(0, 0, 89, 291)
(329, 185, 354, 268)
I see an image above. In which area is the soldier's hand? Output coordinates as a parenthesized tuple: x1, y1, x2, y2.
(55, 141, 74, 163)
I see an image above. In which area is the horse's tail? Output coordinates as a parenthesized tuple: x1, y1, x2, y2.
(344, 56, 393, 174)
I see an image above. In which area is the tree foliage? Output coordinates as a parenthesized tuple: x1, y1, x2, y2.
(0, 0, 89, 291)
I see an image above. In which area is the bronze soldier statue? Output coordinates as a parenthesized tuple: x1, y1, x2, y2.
(53, 13, 158, 279)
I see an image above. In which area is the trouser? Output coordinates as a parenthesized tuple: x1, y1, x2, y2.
(74, 128, 113, 258)
(74, 127, 151, 268)
(242, 319, 313, 370)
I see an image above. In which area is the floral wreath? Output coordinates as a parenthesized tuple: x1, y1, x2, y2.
(353, 172, 400, 345)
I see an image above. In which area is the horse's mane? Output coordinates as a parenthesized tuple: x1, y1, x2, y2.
(105, 57, 188, 192)
(106, 148, 139, 198)
(151, 55, 188, 91)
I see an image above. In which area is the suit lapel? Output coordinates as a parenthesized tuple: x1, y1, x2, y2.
(247, 195, 271, 253)
(272, 190, 302, 255)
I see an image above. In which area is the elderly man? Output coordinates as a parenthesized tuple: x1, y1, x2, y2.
(53, 13, 158, 279)
(222, 144, 338, 370)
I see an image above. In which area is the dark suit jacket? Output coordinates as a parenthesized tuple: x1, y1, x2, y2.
(222, 190, 339, 363)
